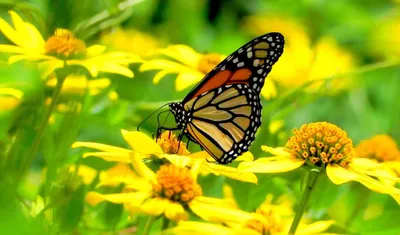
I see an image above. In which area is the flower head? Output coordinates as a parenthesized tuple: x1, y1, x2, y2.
(153, 164, 202, 204)
(0, 11, 141, 79)
(356, 135, 400, 162)
(238, 122, 400, 204)
(86, 152, 244, 222)
(45, 29, 86, 59)
(286, 122, 353, 168)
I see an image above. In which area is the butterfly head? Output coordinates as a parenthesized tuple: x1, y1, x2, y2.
(169, 102, 188, 131)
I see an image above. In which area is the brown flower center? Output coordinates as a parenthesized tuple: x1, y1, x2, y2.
(197, 53, 225, 74)
(152, 164, 202, 204)
(356, 135, 400, 162)
(157, 131, 190, 155)
(286, 122, 354, 167)
(45, 29, 86, 59)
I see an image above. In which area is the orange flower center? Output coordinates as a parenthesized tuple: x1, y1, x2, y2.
(45, 29, 86, 59)
(197, 53, 224, 74)
(356, 135, 400, 162)
(152, 164, 202, 204)
(286, 122, 354, 167)
(157, 131, 190, 155)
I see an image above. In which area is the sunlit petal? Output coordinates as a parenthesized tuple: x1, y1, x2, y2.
(175, 71, 204, 91)
(297, 220, 335, 235)
(261, 146, 292, 157)
(82, 152, 130, 163)
(326, 164, 357, 184)
(160, 44, 200, 68)
(200, 163, 258, 184)
(238, 156, 304, 173)
(72, 141, 131, 153)
(129, 152, 156, 182)
(190, 196, 254, 223)
(121, 130, 163, 154)
(86, 45, 107, 57)
(153, 70, 172, 84)
(85, 191, 147, 206)
(351, 158, 382, 169)
(235, 152, 254, 162)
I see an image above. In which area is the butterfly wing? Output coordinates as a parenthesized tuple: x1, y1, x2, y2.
(182, 32, 284, 103)
(183, 84, 261, 163)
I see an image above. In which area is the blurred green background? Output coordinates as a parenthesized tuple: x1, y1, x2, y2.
(0, 0, 399, 234)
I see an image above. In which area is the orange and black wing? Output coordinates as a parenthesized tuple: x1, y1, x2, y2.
(183, 84, 261, 164)
(182, 32, 284, 103)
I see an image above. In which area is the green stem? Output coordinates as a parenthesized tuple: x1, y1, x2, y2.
(20, 71, 66, 179)
(142, 216, 156, 235)
(288, 168, 321, 235)
(161, 216, 170, 230)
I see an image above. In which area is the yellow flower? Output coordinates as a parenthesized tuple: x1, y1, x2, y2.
(68, 164, 98, 185)
(139, 44, 225, 91)
(370, 10, 400, 59)
(356, 134, 400, 179)
(46, 74, 111, 96)
(101, 28, 160, 57)
(238, 122, 400, 204)
(0, 87, 23, 112)
(167, 194, 334, 235)
(72, 130, 257, 183)
(0, 11, 142, 79)
(86, 152, 249, 222)
(243, 16, 357, 98)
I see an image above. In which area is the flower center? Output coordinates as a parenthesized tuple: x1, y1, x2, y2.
(152, 164, 202, 204)
(45, 29, 86, 59)
(285, 122, 354, 167)
(197, 53, 224, 74)
(157, 131, 190, 155)
(356, 135, 400, 162)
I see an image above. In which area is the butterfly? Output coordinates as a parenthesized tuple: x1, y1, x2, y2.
(162, 32, 284, 164)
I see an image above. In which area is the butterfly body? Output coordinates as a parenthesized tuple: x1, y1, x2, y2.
(167, 32, 284, 164)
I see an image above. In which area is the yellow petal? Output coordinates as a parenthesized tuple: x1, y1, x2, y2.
(86, 45, 107, 57)
(23, 22, 45, 50)
(0, 14, 23, 47)
(261, 146, 292, 157)
(164, 201, 189, 221)
(235, 152, 254, 162)
(130, 152, 156, 182)
(326, 164, 358, 184)
(69, 165, 97, 185)
(160, 44, 200, 68)
(351, 158, 381, 169)
(168, 221, 257, 235)
(38, 59, 64, 79)
(238, 156, 304, 173)
(260, 78, 277, 100)
(139, 59, 186, 71)
(297, 220, 335, 235)
(189, 196, 254, 223)
(175, 71, 204, 91)
(188, 151, 211, 160)
(82, 152, 130, 163)
(72, 141, 131, 153)
(200, 163, 258, 184)
(121, 130, 163, 154)
(163, 154, 191, 168)
(153, 70, 172, 84)
(0, 88, 23, 99)
(0, 44, 26, 53)
(140, 197, 188, 220)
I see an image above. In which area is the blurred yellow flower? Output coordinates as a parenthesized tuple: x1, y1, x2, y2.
(86, 152, 247, 222)
(139, 44, 224, 91)
(370, 12, 400, 59)
(0, 87, 23, 112)
(72, 130, 257, 183)
(167, 194, 334, 235)
(238, 122, 400, 204)
(244, 16, 357, 98)
(0, 11, 142, 79)
(68, 164, 98, 185)
(356, 134, 400, 179)
(101, 28, 160, 57)
(46, 74, 111, 96)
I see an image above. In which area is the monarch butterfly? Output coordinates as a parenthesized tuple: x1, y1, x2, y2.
(162, 33, 284, 164)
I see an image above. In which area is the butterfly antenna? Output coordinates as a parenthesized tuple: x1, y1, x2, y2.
(137, 102, 172, 131)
